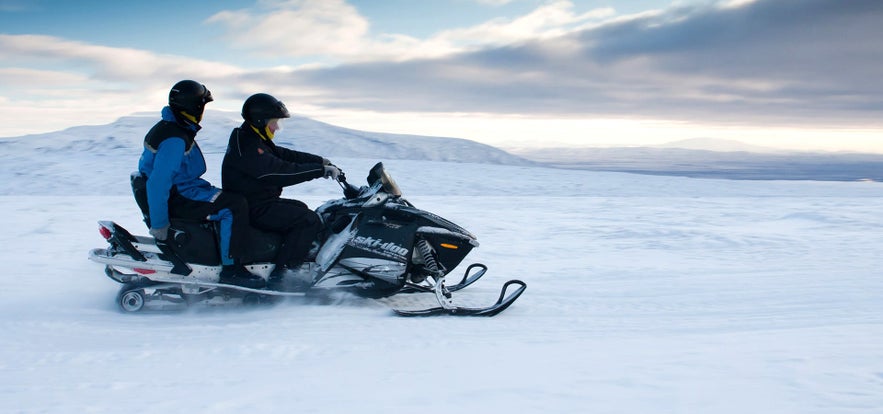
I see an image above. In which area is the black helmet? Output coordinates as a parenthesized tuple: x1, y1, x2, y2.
(242, 93, 290, 129)
(169, 80, 213, 119)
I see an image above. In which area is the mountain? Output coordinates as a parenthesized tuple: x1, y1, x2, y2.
(652, 137, 783, 153)
(511, 145, 883, 181)
(3, 109, 530, 164)
(0, 110, 532, 195)
(7, 112, 883, 187)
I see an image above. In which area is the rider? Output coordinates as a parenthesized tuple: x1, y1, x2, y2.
(138, 80, 265, 289)
(222, 93, 341, 287)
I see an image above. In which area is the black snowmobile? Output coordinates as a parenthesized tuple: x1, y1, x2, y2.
(88, 162, 525, 316)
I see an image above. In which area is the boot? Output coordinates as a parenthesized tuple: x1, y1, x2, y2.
(219, 265, 266, 289)
(290, 262, 316, 283)
(267, 265, 287, 291)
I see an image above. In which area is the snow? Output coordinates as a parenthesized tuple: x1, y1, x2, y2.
(3, 151, 883, 413)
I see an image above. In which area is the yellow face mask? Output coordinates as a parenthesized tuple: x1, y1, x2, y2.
(252, 118, 281, 140)
(250, 124, 275, 140)
(180, 111, 200, 124)
(266, 118, 282, 139)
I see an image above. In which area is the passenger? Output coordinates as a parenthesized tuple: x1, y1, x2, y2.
(138, 80, 264, 288)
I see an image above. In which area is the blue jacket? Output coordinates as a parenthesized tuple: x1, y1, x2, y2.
(138, 106, 220, 229)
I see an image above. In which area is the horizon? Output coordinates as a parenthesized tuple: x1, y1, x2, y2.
(2, 0, 883, 152)
(6, 108, 883, 156)
(5, 108, 883, 156)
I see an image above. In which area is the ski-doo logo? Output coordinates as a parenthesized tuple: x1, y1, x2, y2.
(349, 236, 409, 258)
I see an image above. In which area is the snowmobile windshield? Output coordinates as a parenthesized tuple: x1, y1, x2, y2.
(381, 169, 401, 197)
(367, 162, 401, 197)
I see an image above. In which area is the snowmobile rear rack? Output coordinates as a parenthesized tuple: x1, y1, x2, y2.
(98, 221, 192, 275)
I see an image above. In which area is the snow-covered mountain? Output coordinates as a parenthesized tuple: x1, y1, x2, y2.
(0, 110, 531, 195)
(651, 137, 783, 153)
(512, 145, 883, 181)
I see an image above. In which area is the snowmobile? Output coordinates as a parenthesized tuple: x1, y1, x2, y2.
(88, 162, 525, 316)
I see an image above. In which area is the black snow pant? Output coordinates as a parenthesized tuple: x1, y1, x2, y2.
(168, 191, 252, 264)
(249, 198, 322, 269)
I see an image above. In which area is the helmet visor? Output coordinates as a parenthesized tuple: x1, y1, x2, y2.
(201, 86, 213, 103)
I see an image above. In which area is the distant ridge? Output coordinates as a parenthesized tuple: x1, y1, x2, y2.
(511, 145, 883, 181)
(4, 113, 883, 189)
(0, 110, 533, 195)
(652, 138, 783, 153)
(1, 109, 531, 166)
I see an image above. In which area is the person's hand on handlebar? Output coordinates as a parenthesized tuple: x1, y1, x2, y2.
(324, 165, 341, 180)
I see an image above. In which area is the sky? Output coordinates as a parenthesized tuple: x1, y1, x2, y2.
(1, 0, 882, 152)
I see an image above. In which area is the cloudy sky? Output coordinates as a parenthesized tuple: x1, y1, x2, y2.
(2, 0, 882, 152)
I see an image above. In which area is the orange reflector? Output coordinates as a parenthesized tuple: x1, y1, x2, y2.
(440, 243, 459, 249)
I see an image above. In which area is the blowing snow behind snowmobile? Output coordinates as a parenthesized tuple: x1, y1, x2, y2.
(88, 162, 525, 316)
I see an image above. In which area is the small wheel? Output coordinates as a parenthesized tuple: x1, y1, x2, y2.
(242, 293, 263, 306)
(118, 289, 146, 312)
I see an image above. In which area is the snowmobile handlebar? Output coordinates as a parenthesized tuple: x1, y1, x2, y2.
(333, 162, 400, 200)
(335, 171, 363, 199)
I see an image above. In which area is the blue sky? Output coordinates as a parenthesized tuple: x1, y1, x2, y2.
(2, 0, 882, 152)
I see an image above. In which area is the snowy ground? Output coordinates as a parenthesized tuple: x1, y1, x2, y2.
(2, 158, 883, 413)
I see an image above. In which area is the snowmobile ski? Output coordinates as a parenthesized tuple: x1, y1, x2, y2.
(393, 279, 526, 317)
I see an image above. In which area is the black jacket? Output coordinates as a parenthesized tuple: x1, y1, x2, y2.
(222, 124, 325, 206)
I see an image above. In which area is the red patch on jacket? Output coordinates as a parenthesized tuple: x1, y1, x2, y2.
(257, 148, 264, 155)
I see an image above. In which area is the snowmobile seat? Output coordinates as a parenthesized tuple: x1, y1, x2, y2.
(129, 172, 220, 265)
(129, 172, 280, 265)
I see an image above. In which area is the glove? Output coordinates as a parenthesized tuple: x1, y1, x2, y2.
(149, 226, 169, 241)
(324, 165, 341, 180)
(322, 157, 333, 166)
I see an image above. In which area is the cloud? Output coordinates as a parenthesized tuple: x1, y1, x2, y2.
(0, 34, 245, 83)
(472, 0, 515, 6)
(272, 0, 883, 128)
(0, 34, 248, 136)
(2, 0, 882, 140)
(206, 0, 380, 62)
(0, 0, 31, 12)
(0, 67, 88, 88)
(207, 0, 613, 62)
(428, 1, 614, 51)
(579, 0, 883, 118)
